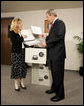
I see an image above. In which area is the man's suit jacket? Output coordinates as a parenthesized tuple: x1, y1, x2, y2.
(46, 19, 66, 61)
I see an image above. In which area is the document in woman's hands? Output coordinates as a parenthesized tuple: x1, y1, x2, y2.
(21, 29, 35, 41)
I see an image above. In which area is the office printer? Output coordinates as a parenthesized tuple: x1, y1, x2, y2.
(21, 28, 51, 86)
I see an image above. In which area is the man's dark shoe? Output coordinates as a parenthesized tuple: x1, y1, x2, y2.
(45, 89, 55, 94)
(50, 95, 64, 102)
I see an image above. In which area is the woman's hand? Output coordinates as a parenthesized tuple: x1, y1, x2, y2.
(22, 35, 27, 38)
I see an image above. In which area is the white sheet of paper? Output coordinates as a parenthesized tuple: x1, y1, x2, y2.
(21, 29, 35, 41)
(31, 26, 42, 35)
(24, 39, 40, 46)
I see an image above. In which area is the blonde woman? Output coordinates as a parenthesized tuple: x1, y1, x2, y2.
(9, 18, 27, 91)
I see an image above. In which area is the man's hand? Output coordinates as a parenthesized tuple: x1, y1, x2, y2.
(42, 42, 47, 47)
(22, 35, 27, 38)
(40, 34, 46, 38)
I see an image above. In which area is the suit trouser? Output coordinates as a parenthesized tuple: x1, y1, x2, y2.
(50, 57, 65, 97)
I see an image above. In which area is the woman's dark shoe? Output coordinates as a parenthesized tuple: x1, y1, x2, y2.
(20, 84, 27, 89)
(15, 88, 20, 92)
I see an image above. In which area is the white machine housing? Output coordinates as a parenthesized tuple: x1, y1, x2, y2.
(32, 65, 52, 86)
(23, 28, 51, 86)
(25, 47, 47, 64)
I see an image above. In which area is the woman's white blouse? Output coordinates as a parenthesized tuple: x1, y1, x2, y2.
(19, 33, 24, 48)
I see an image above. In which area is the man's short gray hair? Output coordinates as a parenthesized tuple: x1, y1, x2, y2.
(46, 9, 57, 17)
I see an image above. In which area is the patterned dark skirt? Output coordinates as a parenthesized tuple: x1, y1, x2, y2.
(11, 50, 27, 79)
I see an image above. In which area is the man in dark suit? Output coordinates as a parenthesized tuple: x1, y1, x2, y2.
(42, 9, 66, 102)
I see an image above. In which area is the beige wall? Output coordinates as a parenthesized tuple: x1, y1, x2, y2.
(1, 8, 83, 71)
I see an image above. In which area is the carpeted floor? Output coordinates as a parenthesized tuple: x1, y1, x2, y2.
(1, 65, 83, 105)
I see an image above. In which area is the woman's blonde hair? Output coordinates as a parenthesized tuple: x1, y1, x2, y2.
(10, 18, 22, 33)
